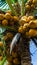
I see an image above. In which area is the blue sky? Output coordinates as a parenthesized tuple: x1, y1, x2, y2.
(30, 40, 37, 65)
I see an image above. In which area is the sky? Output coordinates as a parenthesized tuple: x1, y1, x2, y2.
(30, 40, 37, 65)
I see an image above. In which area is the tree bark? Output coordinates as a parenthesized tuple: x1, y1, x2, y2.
(17, 37, 32, 65)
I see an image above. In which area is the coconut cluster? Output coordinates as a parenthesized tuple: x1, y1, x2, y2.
(18, 16, 37, 37)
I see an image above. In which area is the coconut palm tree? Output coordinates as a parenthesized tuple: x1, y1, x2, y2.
(0, 0, 37, 65)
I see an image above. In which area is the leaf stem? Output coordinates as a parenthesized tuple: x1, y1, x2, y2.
(6, 0, 18, 16)
(21, 0, 25, 16)
(0, 57, 6, 65)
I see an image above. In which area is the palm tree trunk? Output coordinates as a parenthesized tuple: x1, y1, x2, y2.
(17, 37, 32, 65)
